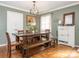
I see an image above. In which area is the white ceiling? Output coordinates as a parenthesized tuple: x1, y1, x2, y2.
(0, 1, 78, 14)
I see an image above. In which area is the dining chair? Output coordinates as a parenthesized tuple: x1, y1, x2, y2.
(6, 32, 22, 58)
(18, 30, 25, 42)
(41, 29, 50, 41)
(18, 30, 25, 34)
(18, 30, 33, 44)
(26, 30, 33, 33)
(18, 30, 32, 34)
(26, 31, 34, 44)
(18, 30, 37, 44)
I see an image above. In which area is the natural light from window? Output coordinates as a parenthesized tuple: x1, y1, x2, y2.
(40, 14, 51, 32)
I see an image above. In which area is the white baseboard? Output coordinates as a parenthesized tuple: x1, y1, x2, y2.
(58, 41, 68, 45)
(0, 44, 7, 47)
(75, 45, 79, 47)
(58, 41, 75, 47)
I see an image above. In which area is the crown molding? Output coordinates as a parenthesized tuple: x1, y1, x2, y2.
(0, 3, 29, 12)
(0, 2, 79, 14)
(40, 2, 79, 14)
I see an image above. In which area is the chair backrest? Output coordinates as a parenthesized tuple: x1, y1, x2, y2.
(18, 30, 24, 34)
(45, 29, 50, 33)
(26, 30, 32, 33)
(6, 32, 11, 58)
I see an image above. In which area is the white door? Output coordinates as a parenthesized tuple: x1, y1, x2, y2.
(7, 11, 23, 42)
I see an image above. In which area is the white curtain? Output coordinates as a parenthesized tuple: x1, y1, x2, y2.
(7, 11, 23, 42)
(40, 14, 51, 32)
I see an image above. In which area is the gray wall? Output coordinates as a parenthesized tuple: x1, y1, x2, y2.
(0, 6, 7, 44)
(50, 5, 79, 45)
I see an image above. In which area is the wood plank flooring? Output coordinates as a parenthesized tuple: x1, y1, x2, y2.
(0, 44, 79, 58)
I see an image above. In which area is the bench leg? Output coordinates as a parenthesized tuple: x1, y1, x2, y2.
(21, 48, 29, 58)
(22, 49, 26, 58)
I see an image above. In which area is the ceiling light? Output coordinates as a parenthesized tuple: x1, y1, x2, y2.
(30, 1, 39, 15)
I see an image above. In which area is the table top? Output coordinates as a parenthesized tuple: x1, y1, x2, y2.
(13, 32, 50, 37)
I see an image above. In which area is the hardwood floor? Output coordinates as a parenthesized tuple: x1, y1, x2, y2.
(32, 45, 79, 58)
(0, 44, 79, 58)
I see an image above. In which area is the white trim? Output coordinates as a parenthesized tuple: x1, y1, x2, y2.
(40, 2, 79, 14)
(75, 45, 79, 47)
(58, 41, 75, 47)
(58, 41, 68, 45)
(0, 2, 79, 14)
(0, 44, 7, 47)
(0, 3, 29, 12)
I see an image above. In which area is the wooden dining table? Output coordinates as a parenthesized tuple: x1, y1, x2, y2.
(13, 32, 50, 49)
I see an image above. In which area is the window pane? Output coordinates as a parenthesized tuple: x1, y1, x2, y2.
(40, 14, 51, 32)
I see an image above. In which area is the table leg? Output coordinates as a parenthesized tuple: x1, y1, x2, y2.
(16, 36, 19, 50)
(46, 33, 49, 40)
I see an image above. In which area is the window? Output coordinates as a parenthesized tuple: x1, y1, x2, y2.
(7, 11, 23, 42)
(40, 14, 51, 32)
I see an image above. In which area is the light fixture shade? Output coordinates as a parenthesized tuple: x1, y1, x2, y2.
(30, 1, 39, 15)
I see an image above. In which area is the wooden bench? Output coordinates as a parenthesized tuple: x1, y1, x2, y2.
(21, 40, 52, 57)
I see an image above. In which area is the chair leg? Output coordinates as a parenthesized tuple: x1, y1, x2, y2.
(9, 53, 11, 58)
(8, 49, 11, 58)
(53, 39, 55, 48)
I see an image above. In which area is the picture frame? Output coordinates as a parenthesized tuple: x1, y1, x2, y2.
(27, 16, 36, 25)
(63, 12, 75, 26)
